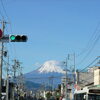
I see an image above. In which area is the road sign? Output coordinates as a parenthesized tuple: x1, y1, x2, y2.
(0, 35, 9, 42)
(0, 29, 2, 39)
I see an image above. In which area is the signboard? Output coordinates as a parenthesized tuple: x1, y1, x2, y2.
(0, 35, 9, 42)
(0, 29, 2, 39)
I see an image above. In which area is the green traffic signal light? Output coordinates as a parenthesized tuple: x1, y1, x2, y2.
(10, 35, 16, 41)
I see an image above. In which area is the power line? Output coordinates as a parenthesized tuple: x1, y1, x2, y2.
(0, 10, 3, 18)
(0, 0, 4, 18)
(77, 34, 100, 66)
(77, 22, 100, 57)
(0, 0, 13, 28)
(76, 30, 100, 66)
(0, 0, 9, 21)
(0, 0, 17, 60)
(80, 56, 100, 72)
(0, 0, 14, 34)
(0, 0, 14, 36)
(76, 23, 100, 67)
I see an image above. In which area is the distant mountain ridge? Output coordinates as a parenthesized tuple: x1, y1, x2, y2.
(25, 81, 41, 90)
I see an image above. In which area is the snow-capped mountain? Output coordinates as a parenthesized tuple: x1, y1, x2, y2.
(37, 60, 65, 73)
(24, 60, 65, 86)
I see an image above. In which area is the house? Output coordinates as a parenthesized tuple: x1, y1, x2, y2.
(76, 66, 100, 90)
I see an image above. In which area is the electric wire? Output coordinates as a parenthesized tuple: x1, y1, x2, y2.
(0, 9, 3, 19)
(0, 0, 10, 21)
(0, 0, 14, 37)
(3, 59, 11, 67)
(76, 23, 100, 67)
(77, 22, 100, 57)
(0, 0, 18, 60)
(0, 0, 4, 19)
(0, 0, 14, 35)
(76, 58, 100, 86)
(80, 56, 100, 72)
(76, 29, 100, 66)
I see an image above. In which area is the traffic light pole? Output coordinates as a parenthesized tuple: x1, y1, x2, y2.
(0, 20, 28, 99)
(0, 20, 5, 99)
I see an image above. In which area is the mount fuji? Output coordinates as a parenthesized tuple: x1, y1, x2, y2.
(37, 60, 64, 73)
(24, 60, 65, 87)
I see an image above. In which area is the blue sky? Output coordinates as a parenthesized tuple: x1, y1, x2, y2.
(1, 0, 100, 73)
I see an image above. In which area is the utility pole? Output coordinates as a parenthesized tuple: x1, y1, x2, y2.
(0, 20, 6, 99)
(6, 54, 9, 100)
(74, 53, 77, 85)
(12, 59, 18, 100)
(72, 53, 76, 100)
(13, 59, 20, 80)
(65, 57, 68, 100)
(12, 59, 22, 100)
(17, 65, 24, 100)
(66, 53, 76, 100)
(74, 53, 76, 77)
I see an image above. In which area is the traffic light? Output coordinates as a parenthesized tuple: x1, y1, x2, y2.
(9, 35, 27, 42)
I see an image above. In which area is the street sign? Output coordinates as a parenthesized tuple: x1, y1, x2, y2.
(0, 35, 9, 42)
(0, 29, 2, 39)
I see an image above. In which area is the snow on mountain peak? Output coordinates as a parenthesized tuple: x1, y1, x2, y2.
(38, 60, 64, 74)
